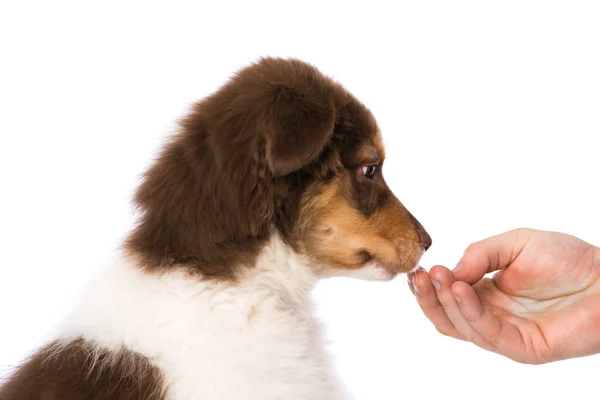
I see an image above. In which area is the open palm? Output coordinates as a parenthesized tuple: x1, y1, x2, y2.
(411, 229, 600, 364)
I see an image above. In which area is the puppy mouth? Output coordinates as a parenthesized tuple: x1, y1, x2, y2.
(361, 250, 422, 276)
(370, 260, 399, 279)
(365, 256, 418, 278)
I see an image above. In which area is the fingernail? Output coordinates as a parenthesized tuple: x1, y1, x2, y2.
(408, 274, 421, 295)
(431, 280, 440, 291)
(454, 295, 461, 304)
(493, 270, 504, 281)
(407, 276, 415, 295)
(453, 263, 463, 273)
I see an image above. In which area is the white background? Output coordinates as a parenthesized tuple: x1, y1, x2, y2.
(1, 1, 599, 399)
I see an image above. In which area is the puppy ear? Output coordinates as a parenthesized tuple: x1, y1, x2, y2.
(265, 87, 336, 177)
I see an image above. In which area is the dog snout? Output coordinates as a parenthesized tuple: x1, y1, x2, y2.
(403, 208, 432, 252)
(416, 229, 432, 251)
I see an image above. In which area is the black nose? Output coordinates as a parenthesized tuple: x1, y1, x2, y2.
(417, 229, 432, 251)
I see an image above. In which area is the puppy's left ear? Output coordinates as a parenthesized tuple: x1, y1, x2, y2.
(265, 87, 336, 177)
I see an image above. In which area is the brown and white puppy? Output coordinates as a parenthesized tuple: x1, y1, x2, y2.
(0, 57, 431, 400)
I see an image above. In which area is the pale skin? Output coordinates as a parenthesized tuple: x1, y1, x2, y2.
(409, 228, 600, 364)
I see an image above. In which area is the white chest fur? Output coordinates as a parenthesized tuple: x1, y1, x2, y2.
(58, 236, 350, 400)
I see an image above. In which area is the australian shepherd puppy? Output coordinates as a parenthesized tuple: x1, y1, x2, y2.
(0, 58, 431, 400)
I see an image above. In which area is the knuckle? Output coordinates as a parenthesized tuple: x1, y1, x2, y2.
(513, 227, 532, 235)
(510, 355, 538, 365)
(435, 326, 451, 337)
(435, 323, 461, 339)
(459, 332, 476, 343)
(464, 242, 481, 256)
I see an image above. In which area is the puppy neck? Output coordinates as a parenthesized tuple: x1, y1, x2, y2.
(240, 232, 318, 312)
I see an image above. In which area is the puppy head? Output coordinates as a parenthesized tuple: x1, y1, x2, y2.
(126, 57, 430, 280)
(290, 97, 430, 280)
(296, 143, 430, 280)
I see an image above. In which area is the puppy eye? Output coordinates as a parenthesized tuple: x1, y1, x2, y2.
(361, 165, 377, 179)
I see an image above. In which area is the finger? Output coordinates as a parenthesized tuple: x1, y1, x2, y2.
(407, 271, 416, 295)
(429, 266, 498, 353)
(410, 267, 464, 340)
(451, 281, 528, 360)
(453, 228, 535, 285)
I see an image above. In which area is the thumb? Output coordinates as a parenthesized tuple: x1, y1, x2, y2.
(453, 228, 535, 285)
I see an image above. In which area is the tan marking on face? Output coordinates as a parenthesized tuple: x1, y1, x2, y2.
(298, 169, 423, 275)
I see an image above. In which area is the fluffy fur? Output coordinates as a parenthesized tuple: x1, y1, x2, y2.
(0, 57, 431, 400)
(61, 235, 347, 399)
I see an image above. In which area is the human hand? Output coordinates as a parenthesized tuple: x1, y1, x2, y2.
(409, 228, 600, 364)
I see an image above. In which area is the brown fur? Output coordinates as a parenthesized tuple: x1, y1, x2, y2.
(0, 339, 166, 400)
(125, 57, 430, 279)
